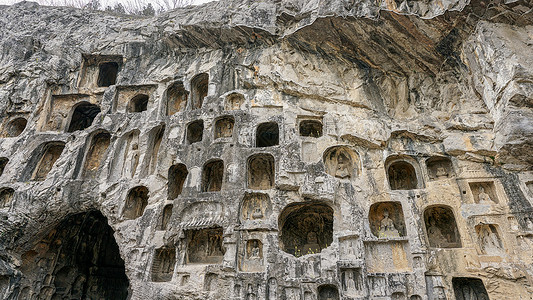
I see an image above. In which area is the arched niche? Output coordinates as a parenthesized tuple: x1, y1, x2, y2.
(278, 202, 333, 256)
(424, 205, 461, 248)
(66, 102, 101, 133)
(31, 142, 66, 181)
(166, 82, 188, 115)
(299, 120, 323, 137)
(168, 163, 188, 199)
(323, 146, 360, 179)
(151, 247, 176, 282)
(185, 227, 224, 264)
(386, 156, 423, 190)
(426, 156, 454, 180)
(145, 125, 165, 176)
(0, 187, 14, 208)
(225, 92, 244, 110)
(0, 157, 8, 177)
(202, 159, 224, 192)
(159, 204, 173, 230)
(256, 122, 279, 147)
(186, 120, 203, 144)
(2, 117, 27, 137)
(475, 224, 504, 255)
(247, 154, 274, 190)
(191, 73, 208, 109)
(452, 278, 489, 300)
(123, 186, 149, 220)
(82, 131, 111, 179)
(127, 94, 149, 113)
(97, 62, 119, 87)
(369, 202, 406, 238)
(19, 211, 129, 299)
(392, 292, 407, 300)
(214, 116, 234, 139)
(318, 285, 339, 300)
(240, 193, 270, 222)
(109, 130, 140, 180)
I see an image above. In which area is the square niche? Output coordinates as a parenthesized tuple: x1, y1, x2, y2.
(469, 182, 498, 204)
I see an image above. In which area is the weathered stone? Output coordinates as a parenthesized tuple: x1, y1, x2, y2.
(0, 0, 532, 299)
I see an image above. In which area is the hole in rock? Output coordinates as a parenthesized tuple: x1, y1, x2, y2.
(97, 62, 119, 87)
(318, 285, 339, 300)
(166, 82, 188, 115)
(187, 120, 204, 144)
(424, 205, 461, 248)
(32, 142, 66, 181)
(299, 120, 323, 137)
(3, 117, 27, 137)
(67, 102, 100, 133)
(191, 73, 208, 109)
(256, 122, 279, 147)
(202, 160, 224, 192)
(247, 154, 274, 190)
(127, 94, 149, 113)
(168, 163, 188, 199)
(278, 202, 333, 256)
(214, 116, 234, 139)
(123, 186, 149, 220)
(159, 204, 173, 230)
(452, 277, 489, 300)
(19, 211, 129, 299)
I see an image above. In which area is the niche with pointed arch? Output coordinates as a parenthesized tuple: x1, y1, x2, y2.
(278, 202, 333, 256)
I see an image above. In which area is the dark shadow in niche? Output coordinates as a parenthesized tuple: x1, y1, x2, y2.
(187, 120, 204, 144)
(185, 227, 225, 264)
(299, 120, 323, 137)
(168, 163, 188, 199)
(67, 102, 101, 133)
(369, 202, 406, 238)
(31, 142, 66, 181)
(127, 94, 149, 113)
(2, 117, 27, 137)
(247, 154, 274, 190)
(166, 82, 188, 116)
(214, 116, 234, 139)
(278, 202, 333, 256)
(151, 248, 176, 282)
(123, 186, 149, 220)
(97, 62, 119, 87)
(19, 211, 129, 299)
(318, 285, 339, 300)
(159, 204, 173, 230)
(323, 146, 359, 179)
(424, 205, 462, 248)
(191, 73, 208, 109)
(82, 131, 111, 179)
(202, 160, 224, 192)
(225, 92, 244, 110)
(452, 277, 489, 300)
(387, 161, 419, 190)
(0, 158, 8, 177)
(426, 156, 454, 180)
(256, 122, 279, 147)
(0, 187, 14, 208)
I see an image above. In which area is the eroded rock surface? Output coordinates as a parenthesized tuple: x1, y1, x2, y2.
(0, 0, 532, 299)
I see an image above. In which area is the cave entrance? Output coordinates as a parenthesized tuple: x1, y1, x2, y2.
(19, 210, 129, 300)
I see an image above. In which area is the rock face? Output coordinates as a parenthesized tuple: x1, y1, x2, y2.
(0, 0, 532, 299)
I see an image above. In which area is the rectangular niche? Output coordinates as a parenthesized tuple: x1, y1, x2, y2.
(40, 94, 101, 132)
(151, 248, 176, 282)
(340, 268, 365, 297)
(367, 275, 387, 297)
(185, 227, 224, 264)
(469, 182, 498, 204)
(364, 241, 411, 273)
(238, 238, 264, 273)
(78, 54, 123, 89)
(113, 85, 157, 113)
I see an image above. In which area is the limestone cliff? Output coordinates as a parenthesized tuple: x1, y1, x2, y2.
(0, 0, 532, 299)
